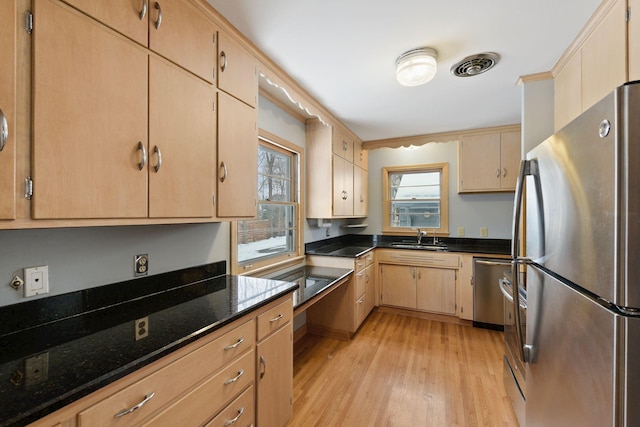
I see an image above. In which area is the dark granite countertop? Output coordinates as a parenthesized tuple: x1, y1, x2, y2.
(305, 234, 511, 258)
(272, 265, 353, 310)
(0, 261, 298, 427)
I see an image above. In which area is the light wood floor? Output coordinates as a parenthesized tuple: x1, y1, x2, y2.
(287, 310, 518, 427)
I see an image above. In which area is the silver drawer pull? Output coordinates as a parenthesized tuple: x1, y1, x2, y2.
(137, 141, 147, 171)
(224, 369, 244, 385)
(114, 392, 155, 418)
(152, 145, 162, 172)
(139, 0, 147, 19)
(153, 2, 162, 29)
(224, 337, 245, 351)
(269, 313, 283, 322)
(224, 407, 245, 426)
(0, 108, 7, 151)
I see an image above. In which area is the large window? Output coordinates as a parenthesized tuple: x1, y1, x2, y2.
(382, 163, 449, 235)
(233, 131, 303, 273)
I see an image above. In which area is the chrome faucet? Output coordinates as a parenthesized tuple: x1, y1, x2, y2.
(417, 228, 427, 244)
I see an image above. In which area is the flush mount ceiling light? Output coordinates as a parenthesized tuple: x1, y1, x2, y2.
(450, 52, 500, 77)
(395, 47, 438, 87)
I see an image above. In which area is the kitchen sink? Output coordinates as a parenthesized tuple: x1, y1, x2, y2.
(390, 242, 447, 251)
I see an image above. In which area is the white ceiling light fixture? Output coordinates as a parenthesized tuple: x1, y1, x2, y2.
(395, 47, 438, 87)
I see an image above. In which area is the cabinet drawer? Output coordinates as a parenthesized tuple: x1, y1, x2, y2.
(205, 385, 255, 427)
(355, 267, 369, 298)
(355, 294, 367, 327)
(257, 298, 292, 341)
(77, 320, 255, 426)
(364, 251, 374, 266)
(140, 351, 255, 426)
(355, 256, 367, 273)
(377, 250, 459, 269)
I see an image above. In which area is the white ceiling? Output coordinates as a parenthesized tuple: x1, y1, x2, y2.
(207, 0, 601, 141)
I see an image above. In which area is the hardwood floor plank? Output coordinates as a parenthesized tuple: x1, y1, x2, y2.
(288, 310, 518, 427)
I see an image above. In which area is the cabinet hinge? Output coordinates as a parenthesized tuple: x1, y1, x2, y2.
(25, 10, 33, 34)
(25, 176, 33, 199)
(627, 7, 631, 22)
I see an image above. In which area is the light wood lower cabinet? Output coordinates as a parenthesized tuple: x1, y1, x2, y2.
(27, 295, 294, 427)
(378, 250, 459, 316)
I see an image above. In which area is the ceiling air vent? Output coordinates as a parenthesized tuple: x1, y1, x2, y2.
(450, 52, 500, 77)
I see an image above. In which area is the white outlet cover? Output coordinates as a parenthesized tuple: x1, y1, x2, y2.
(24, 265, 49, 297)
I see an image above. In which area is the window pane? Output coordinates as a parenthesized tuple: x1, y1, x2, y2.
(390, 171, 440, 200)
(390, 200, 441, 228)
(238, 204, 295, 263)
(258, 146, 291, 178)
(257, 176, 291, 201)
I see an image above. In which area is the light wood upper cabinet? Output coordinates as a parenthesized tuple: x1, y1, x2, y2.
(218, 30, 258, 107)
(354, 139, 368, 170)
(148, 0, 217, 83)
(458, 129, 521, 193)
(217, 91, 258, 218)
(62, 0, 149, 45)
(0, 0, 16, 220)
(307, 120, 367, 218)
(630, 0, 640, 81)
(32, 0, 149, 219)
(64, 0, 217, 83)
(554, 0, 628, 131)
(149, 56, 215, 218)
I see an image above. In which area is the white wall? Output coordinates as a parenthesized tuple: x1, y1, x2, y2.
(366, 141, 514, 239)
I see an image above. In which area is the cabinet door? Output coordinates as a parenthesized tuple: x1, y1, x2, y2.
(380, 264, 416, 309)
(256, 324, 293, 427)
(332, 128, 354, 162)
(354, 139, 367, 170)
(499, 131, 521, 190)
(416, 267, 456, 315)
(149, 56, 215, 218)
(458, 133, 501, 192)
(457, 255, 474, 320)
(630, 0, 640, 81)
(353, 166, 368, 217)
(62, 0, 148, 45)
(581, 0, 627, 111)
(217, 91, 257, 218)
(0, 0, 16, 219)
(218, 31, 257, 107)
(148, 0, 216, 83)
(364, 264, 375, 316)
(332, 154, 353, 217)
(33, 0, 148, 219)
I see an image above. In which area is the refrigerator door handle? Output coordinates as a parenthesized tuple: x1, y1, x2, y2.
(511, 158, 544, 363)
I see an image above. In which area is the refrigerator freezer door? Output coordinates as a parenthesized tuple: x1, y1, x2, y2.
(526, 265, 615, 426)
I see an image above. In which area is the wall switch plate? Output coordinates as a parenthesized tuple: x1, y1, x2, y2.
(135, 317, 149, 341)
(480, 227, 489, 237)
(24, 266, 49, 297)
(134, 254, 149, 276)
(457, 227, 465, 237)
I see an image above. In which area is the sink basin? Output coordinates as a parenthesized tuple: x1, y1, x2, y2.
(390, 243, 447, 251)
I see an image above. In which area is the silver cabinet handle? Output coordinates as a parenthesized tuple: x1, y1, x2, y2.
(224, 369, 244, 385)
(139, 0, 147, 20)
(412, 268, 415, 279)
(219, 161, 228, 182)
(152, 145, 162, 172)
(503, 168, 507, 177)
(137, 141, 147, 171)
(220, 51, 227, 72)
(495, 168, 500, 178)
(259, 355, 266, 379)
(153, 2, 162, 29)
(114, 392, 155, 418)
(224, 337, 244, 351)
(270, 313, 283, 323)
(223, 407, 245, 426)
(0, 108, 7, 151)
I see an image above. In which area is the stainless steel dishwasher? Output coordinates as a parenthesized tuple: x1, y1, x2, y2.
(473, 257, 511, 330)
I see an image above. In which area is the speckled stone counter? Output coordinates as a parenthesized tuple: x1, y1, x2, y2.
(0, 262, 298, 426)
(305, 234, 511, 257)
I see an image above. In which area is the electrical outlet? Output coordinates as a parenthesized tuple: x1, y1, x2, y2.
(25, 352, 49, 386)
(480, 227, 489, 237)
(134, 254, 149, 276)
(135, 317, 149, 341)
(457, 227, 465, 237)
(24, 266, 49, 297)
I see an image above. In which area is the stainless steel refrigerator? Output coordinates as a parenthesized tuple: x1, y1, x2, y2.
(512, 81, 640, 426)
